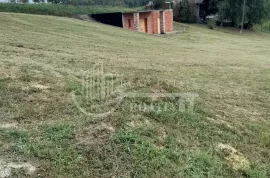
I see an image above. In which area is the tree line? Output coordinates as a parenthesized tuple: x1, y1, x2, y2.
(16, 0, 150, 6)
(173, 0, 270, 28)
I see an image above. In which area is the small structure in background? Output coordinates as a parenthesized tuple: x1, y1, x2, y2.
(91, 10, 173, 35)
(122, 10, 173, 34)
(90, 0, 174, 35)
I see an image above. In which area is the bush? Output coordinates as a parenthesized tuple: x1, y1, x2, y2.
(207, 19, 216, 29)
(0, 4, 133, 17)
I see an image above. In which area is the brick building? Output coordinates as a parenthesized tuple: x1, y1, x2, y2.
(91, 10, 173, 35)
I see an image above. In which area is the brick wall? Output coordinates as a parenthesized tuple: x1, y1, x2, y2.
(151, 11, 160, 34)
(138, 12, 151, 34)
(123, 13, 134, 30)
(122, 10, 173, 35)
(164, 10, 173, 33)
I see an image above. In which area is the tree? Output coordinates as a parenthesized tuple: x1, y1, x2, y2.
(264, 0, 270, 19)
(217, 1, 230, 26)
(174, 0, 196, 23)
(217, 0, 264, 28)
(154, 0, 164, 9)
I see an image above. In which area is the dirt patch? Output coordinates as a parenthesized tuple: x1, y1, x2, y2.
(126, 115, 152, 128)
(31, 84, 50, 90)
(0, 122, 18, 129)
(76, 123, 115, 146)
(0, 159, 36, 178)
(154, 127, 168, 149)
(216, 143, 250, 170)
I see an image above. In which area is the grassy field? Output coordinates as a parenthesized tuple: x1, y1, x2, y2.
(0, 12, 270, 178)
(0, 4, 134, 17)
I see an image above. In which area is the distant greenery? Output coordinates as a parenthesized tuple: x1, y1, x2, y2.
(0, 4, 134, 17)
(10, 0, 150, 7)
(207, 19, 216, 29)
(217, 0, 264, 28)
(173, 0, 270, 28)
(254, 20, 270, 32)
(173, 0, 196, 23)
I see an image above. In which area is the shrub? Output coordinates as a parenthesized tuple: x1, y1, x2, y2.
(207, 19, 216, 29)
(173, 0, 196, 23)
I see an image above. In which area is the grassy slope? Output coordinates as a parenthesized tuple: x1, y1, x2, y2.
(0, 13, 270, 177)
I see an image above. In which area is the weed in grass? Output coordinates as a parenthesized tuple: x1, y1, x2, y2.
(244, 166, 268, 178)
(146, 109, 203, 126)
(111, 129, 184, 178)
(31, 124, 83, 176)
(0, 79, 5, 90)
(134, 126, 158, 139)
(0, 129, 31, 154)
(110, 129, 139, 145)
(184, 151, 225, 178)
(43, 124, 75, 143)
(65, 80, 82, 95)
(131, 141, 182, 178)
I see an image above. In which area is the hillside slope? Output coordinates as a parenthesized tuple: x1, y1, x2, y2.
(0, 13, 270, 178)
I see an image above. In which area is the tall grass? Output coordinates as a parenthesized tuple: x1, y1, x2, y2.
(0, 3, 134, 17)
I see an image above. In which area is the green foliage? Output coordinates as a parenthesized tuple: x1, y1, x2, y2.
(146, 109, 203, 127)
(184, 151, 224, 178)
(244, 166, 268, 178)
(0, 4, 134, 17)
(0, 130, 31, 154)
(153, 0, 164, 9)
(111, 129, 183, 177)
(0, 79, 5, 90)
(43, 124, 75, 143)
(207, 19, 216, 29)
(31, 124, 83, 175)
(173, 0, 196, 23)
(65, 80, 82, 93)
(110, 129, 139, 144)
(265, 0, 270, 19)
(262, 20, 270, 31)
(217, 0, 264, 27)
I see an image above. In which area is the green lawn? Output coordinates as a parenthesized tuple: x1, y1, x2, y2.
(0, 12, 270, 178)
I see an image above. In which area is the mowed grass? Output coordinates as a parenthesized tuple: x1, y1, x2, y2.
(0, 12, 270, 177)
